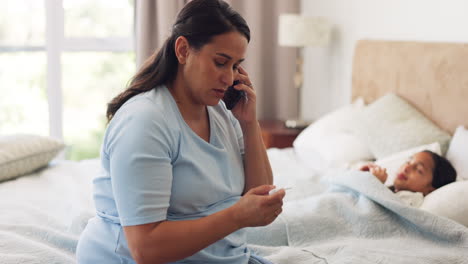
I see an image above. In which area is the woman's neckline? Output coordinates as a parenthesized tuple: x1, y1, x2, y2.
(163, 86, 215, 145)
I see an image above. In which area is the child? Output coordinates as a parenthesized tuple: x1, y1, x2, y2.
(360, 150, 457, 207)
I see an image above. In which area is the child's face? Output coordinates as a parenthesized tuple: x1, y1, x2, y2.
(393, 152, 435, 195)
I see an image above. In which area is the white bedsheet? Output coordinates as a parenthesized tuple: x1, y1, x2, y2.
(267, 148, 329, 202)
(0, 148, 324, 263)
(0, 159, 100, 264)
(2, 148, 466, 264)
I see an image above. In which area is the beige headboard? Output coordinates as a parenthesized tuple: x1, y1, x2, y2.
(352, 39, 468, 134)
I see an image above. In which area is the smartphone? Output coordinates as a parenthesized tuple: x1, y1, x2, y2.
(222, 80, 246, 110)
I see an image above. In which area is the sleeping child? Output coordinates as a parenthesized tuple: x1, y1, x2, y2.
(360, 150, 457, 207)
(245, 150, 459, 248)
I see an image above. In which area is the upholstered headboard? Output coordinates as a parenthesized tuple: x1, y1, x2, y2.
(352, 39, 468, 134)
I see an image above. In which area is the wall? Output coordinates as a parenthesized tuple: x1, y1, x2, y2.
(300, 0, 468, 120)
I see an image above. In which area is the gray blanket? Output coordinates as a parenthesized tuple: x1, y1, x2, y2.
(248, 171, 468, 264)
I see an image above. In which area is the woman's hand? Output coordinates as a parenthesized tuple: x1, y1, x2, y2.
(230, 66, 257, 124)
(231, 185, 284, 228)
(361, 163, 388, 183)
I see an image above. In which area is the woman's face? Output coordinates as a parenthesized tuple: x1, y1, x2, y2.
(394, 152, 436, 195)
(181, 31, 248, 106)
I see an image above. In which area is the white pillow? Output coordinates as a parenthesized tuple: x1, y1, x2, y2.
(446, 126, 468, 181)
(375, 142, 441, 186)
(420, 181, 468, 227)
(356, 93, 451, 159)
(293, 98, 373, 171)
(0, 134, 65, 182)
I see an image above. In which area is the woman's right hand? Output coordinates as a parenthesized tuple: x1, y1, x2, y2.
(231, 185, 285, 228)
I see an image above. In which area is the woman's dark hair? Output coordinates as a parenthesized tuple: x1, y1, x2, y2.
(423, 150, 457, 189)
(106, 0, 250, 121)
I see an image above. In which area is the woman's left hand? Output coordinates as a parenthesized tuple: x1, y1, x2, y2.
(230, 66, 257, 123)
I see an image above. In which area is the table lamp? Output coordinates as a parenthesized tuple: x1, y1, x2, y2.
(278, 14, 331, 129)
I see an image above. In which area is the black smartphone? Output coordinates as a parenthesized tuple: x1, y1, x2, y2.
(222, 80, 246, 110)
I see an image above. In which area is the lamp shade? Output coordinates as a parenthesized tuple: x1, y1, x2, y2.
(278, 14, 331, 47)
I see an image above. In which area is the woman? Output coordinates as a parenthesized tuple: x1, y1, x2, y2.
(361, 150, 457, 196)
(76, 1, 284, 263)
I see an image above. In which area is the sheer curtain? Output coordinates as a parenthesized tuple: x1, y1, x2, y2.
(135, 0, 300, 120)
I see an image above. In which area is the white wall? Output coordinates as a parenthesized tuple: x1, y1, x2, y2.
(300, 0, 468, 120)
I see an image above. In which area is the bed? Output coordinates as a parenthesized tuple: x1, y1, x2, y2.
(1, 40, 468, 263)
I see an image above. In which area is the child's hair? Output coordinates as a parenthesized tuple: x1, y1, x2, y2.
(422, 150, 457, 188)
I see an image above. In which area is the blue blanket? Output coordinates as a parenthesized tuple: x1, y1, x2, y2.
(248, 171, 468, 264)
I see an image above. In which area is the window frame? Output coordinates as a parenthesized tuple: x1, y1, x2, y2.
(0, 0, 135, 142)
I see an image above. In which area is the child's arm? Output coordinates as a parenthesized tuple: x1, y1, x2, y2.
(360, 163, 388, 184)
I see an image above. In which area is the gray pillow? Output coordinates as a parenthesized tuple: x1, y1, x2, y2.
(357, 93, 451, 159)
(0, 134, 65, 182)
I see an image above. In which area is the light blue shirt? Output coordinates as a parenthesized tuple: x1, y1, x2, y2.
(76, 86, 250, 263)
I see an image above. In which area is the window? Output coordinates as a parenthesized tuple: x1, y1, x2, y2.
(0, 0, 135, 160)
(0, 1, 48, 136)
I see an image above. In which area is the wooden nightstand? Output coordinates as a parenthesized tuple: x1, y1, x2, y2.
(259, 120, 304, 149)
